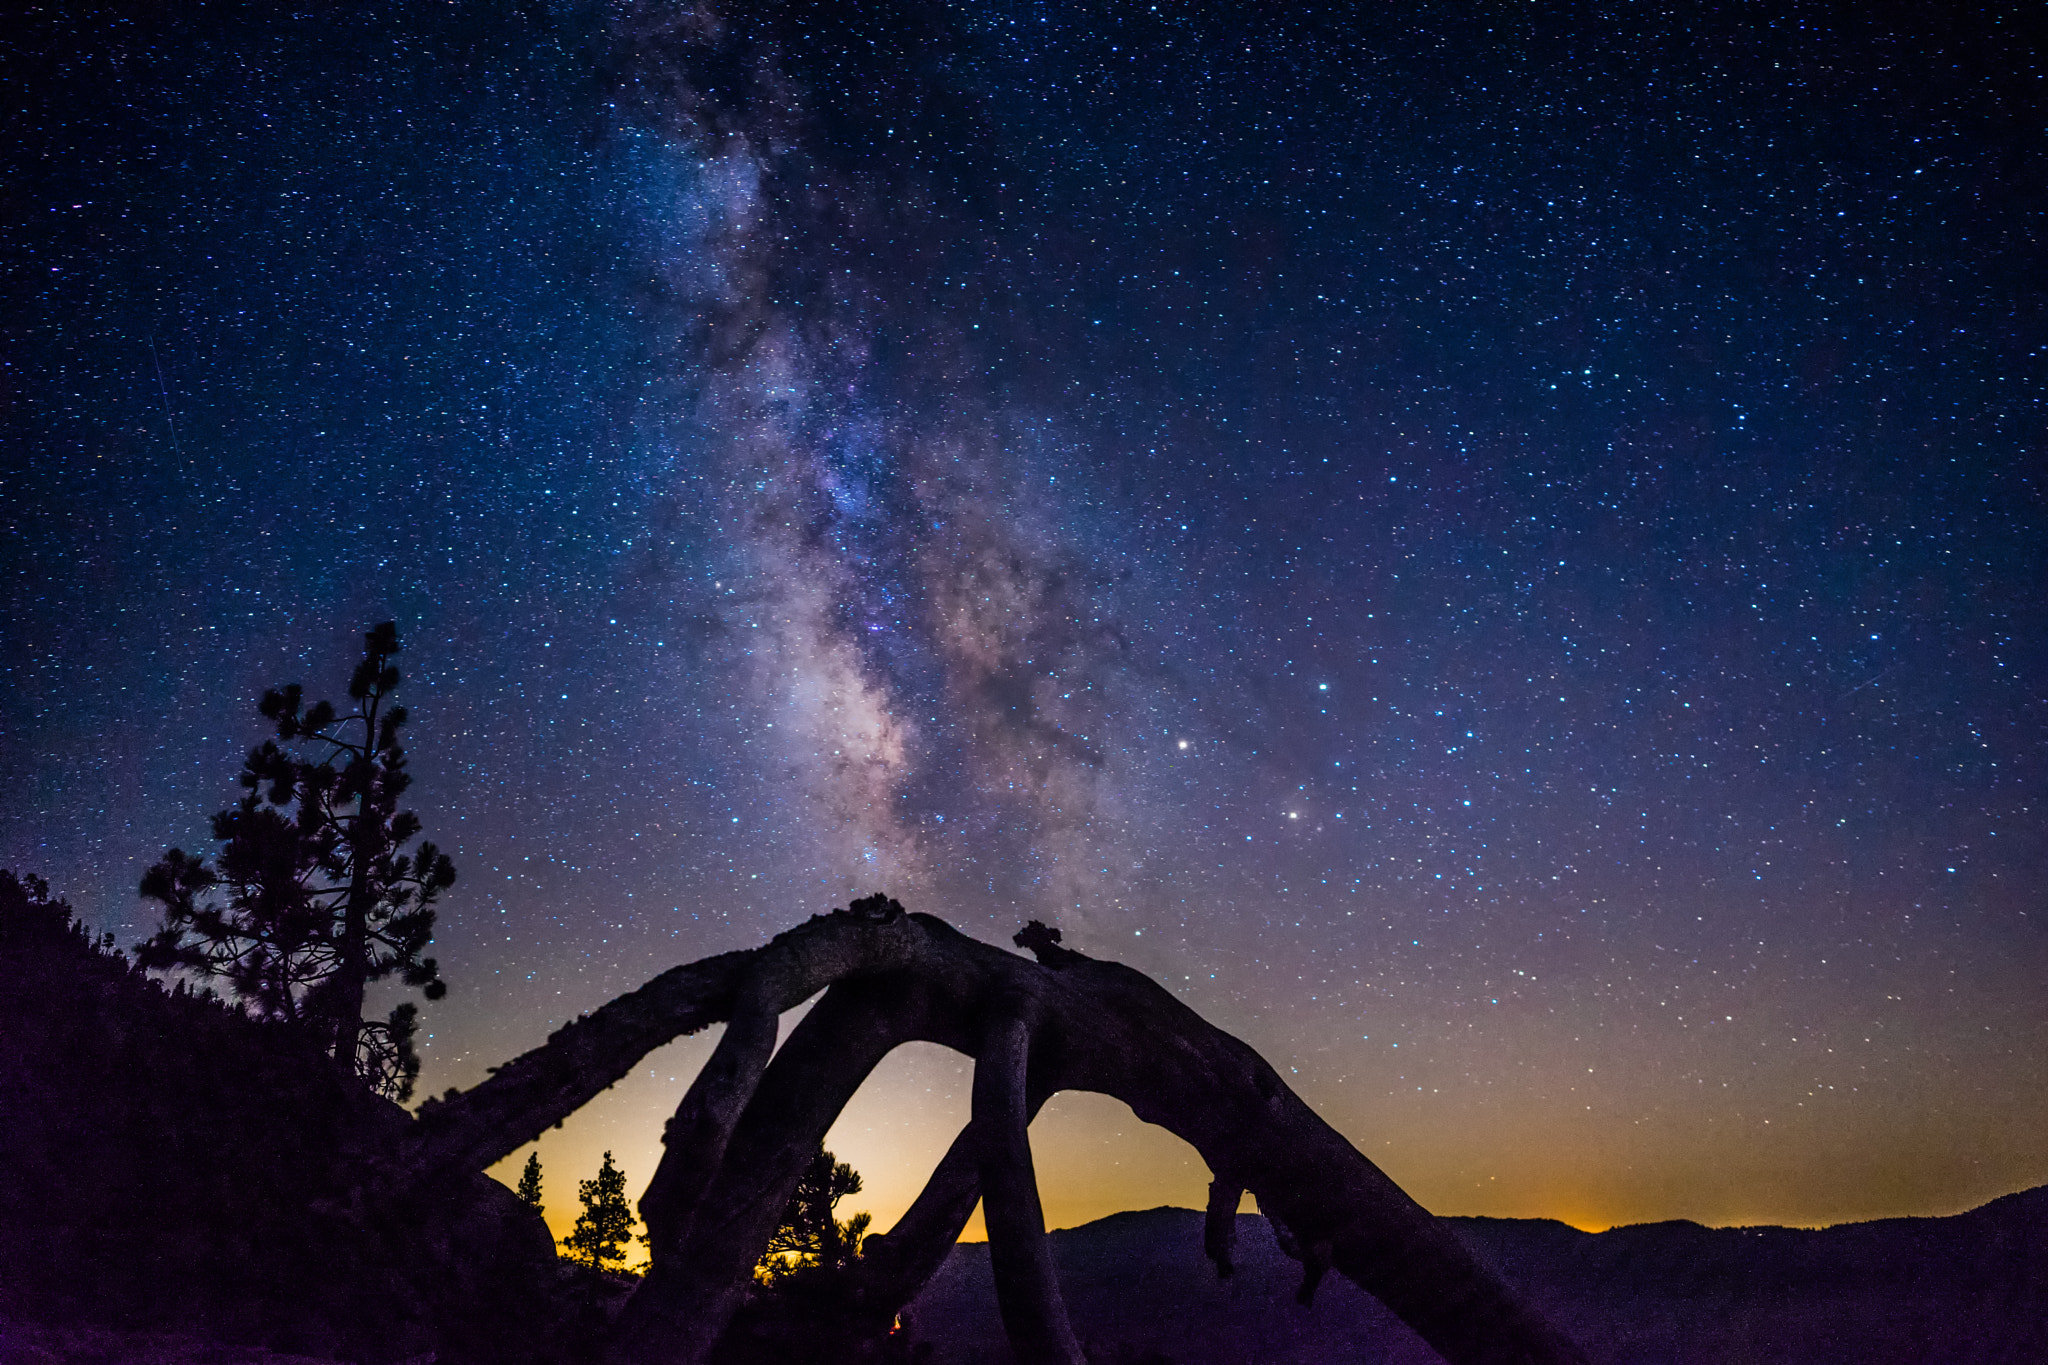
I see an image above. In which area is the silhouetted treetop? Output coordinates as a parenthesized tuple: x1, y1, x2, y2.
(759, 1149, 870, 1282)
(136, 621, 455, 1101)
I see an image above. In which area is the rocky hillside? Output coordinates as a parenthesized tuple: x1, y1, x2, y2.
(0, 872, 569, 1365)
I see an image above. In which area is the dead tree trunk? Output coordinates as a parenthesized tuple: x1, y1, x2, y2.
(392, 899, 1587, 1365)
(610, 973, 926, 1363)
(847, 1092, 1054, 1330)
(973, 1006, 1088, 1365)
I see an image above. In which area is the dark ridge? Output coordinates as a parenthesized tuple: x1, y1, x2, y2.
(908, 1197, 2048, 1365)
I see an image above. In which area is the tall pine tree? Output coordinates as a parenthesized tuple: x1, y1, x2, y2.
(562, 1151, 636, 1274)
(137, 622, 453, 1100)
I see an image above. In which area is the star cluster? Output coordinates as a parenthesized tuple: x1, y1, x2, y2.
(4, 2, 2042, 1237)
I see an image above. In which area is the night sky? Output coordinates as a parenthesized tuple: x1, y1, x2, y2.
(7, 2, 2043, 1241)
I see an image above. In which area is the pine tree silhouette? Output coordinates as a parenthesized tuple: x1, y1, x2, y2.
(137, 622, 454, 1099)
(516, 1151, 545, 1215)
(563, 1151, 636, 1274)
(758, 1149, 871, 1281)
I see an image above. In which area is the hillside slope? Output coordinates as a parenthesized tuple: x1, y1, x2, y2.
(0, 873, 567, 1365)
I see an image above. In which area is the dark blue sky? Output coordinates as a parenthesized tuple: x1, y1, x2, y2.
(5, 1, 2042, 1233)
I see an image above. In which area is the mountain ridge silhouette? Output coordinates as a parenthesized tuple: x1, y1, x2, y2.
(909, 1190, 2047, 1364)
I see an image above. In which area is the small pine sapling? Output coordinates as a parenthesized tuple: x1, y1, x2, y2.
(515, 1151, 544, 1215)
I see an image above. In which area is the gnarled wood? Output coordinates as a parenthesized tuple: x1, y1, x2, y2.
(607, 972, 935, 1365)
(849, 1120, 987, 1314)
(393, 900, 1587, 1365)
(1205, 1178, 1244, 1278)
(397, 897, 923, 1192)
(637, 987, 777, 1259)
(975, 1008, 1087, 1365)
(847, 1090, 1050, 1331)
(402, 949, 751, 1189)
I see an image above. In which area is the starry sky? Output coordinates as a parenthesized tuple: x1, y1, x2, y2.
(6, 2, 2043, 1240)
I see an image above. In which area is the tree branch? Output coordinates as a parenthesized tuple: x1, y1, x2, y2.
(1204, 1178, 1243, 1278)
(397, 902, 928, 1194)
(974, 1008, 1087, 1365)
(607, 974, 928, 1365)
(637, 984, 779, 1259)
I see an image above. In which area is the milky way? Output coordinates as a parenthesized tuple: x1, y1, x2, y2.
(597, 22, 1149, 918)
(5, 2, 2043, 1238)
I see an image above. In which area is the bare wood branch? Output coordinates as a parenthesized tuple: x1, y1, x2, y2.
(975, 1009, 1087, 1365)
(849, 1100, 1049, 1329)
(638, 987, 778, 1257)
(608, 974, 928, 1365)
(1204, 1178, 1243, 1278)
(401, 949, 751, 1188)
(397, 903, 927, 1191)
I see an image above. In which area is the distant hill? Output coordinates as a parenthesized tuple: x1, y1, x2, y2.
(908, 1192, 2048, 1365)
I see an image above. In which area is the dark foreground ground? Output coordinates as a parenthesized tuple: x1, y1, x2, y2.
(907, 1190, 2048, 1365)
